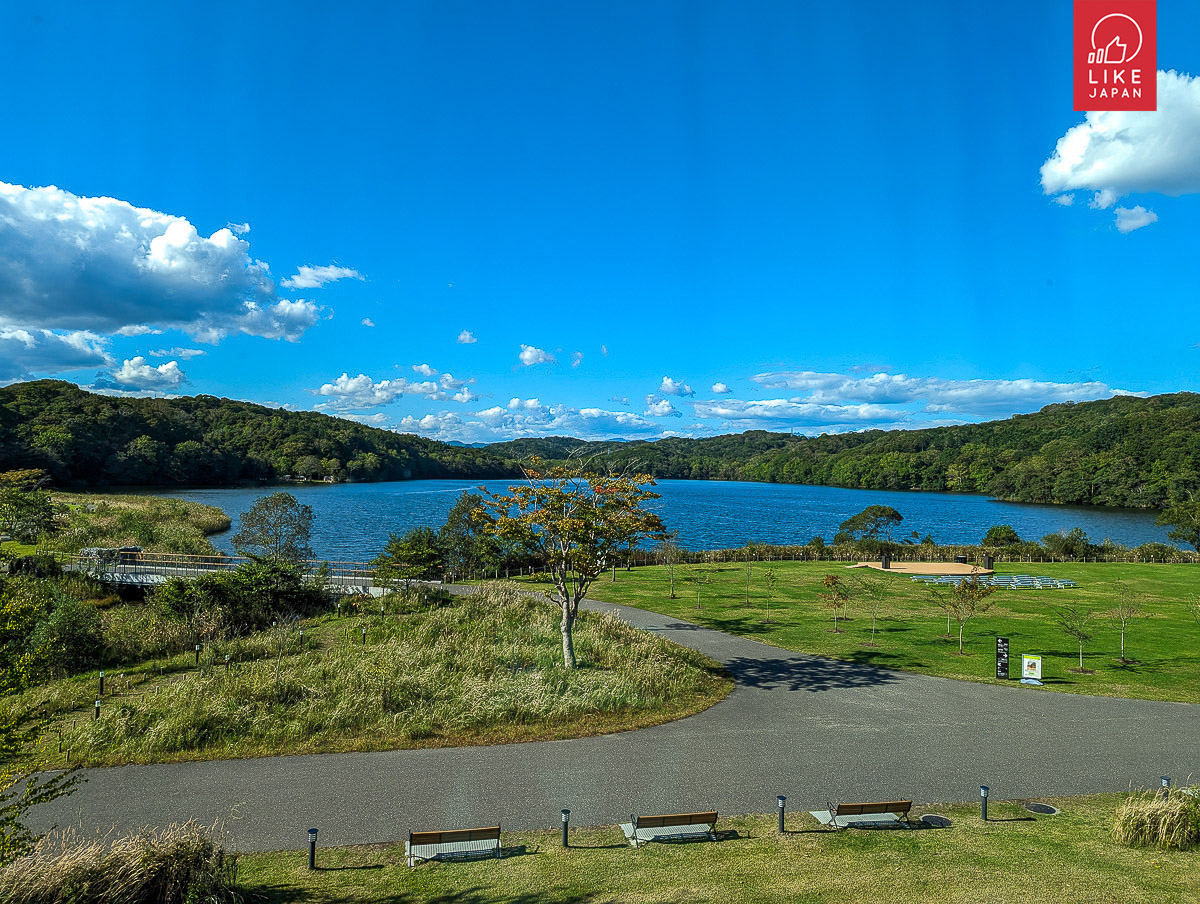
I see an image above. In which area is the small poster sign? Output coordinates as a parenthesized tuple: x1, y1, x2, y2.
(1022, 655, 1042, 681)
(995, 637, 1010, 680)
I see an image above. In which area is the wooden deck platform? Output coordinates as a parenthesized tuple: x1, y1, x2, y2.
(848, 561, 993, 576)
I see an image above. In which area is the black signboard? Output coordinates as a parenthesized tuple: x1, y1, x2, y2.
(996, 637, 1010, 679)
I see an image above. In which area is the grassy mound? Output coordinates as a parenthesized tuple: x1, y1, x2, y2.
(18, 584, 729, 766)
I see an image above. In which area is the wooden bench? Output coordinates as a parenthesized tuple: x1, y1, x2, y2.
(810, 800, 913, 830)
(619, 811, 719, 848)
(405, 825, 502, 866)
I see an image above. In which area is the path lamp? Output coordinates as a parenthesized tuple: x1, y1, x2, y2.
(98, 671, 104, 695)
(561, 809, 570, 847)
(224, 654, 231, 672)
(1162, 776, 1171, 800)
(195, 643, 201, 666)
(307, 827, 319, 869)
(93, 699, 100, 720)
(298, 629, 304, 647)
(777, 796, 787, 833)
(361, 627, 367, 646)
(980, 786, 989, 821)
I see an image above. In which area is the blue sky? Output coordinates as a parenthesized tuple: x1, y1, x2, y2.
(3, 1, 1200, 443)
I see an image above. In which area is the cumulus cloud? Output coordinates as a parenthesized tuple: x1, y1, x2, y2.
(711, 382, 732, 394)
(693, 398, 897, 428)
(750, 370, 1141, 416)
(313, 369, 477, 410)
(227, 222, 250, 235)
(644, 397, 682, 418)
(412, 363, 437, 377)
(100, 356, 187, 390)
(659, 376, 694, 397)
(0, 329, 112, 382)
(571, 351, 584, 368)
(1114, 205, 1158, 233)
(518, 344, 555, 366)
(1041, 70, 1200, 228)
(457, 330, 477, 344)
(0, 182, 321, 341)
(362, 318, 375, 328)
(395, 401, 658, 443)
(600, 344, 609, 357)
(280, 264, 364, 289)
(149, 347, 206, 359)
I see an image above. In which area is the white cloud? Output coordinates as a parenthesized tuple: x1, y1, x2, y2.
(1114, 205, 1158, 233)
(338, 412, 389, 426)
(101, 356, 187, 390)
(600, 344, 609, 357)
(227, 222, 250, 235)
(1053, 194, 1075, 207)
(313, 369, 478, 410)
(659, 376, 694, 397)
(711, 382, 732, 394)
(281, 264, 364, 289)
(751, 370, 1141, 416)
(149, 347, 206, 360)
(0, 182, 324, 342)
(0, 328, 112, 381)
(362, 318, 375, 328)
(644, 398, 682, 418)
(1041, 70, 1200, 227)
(518, 344, 556, 366)
(114, 324, 163, 337)
(571, 351, 584, 368)
(457, 330, 477, 344)
(412, 363, 438, 377)
(693, 398, 895, 427)
(395, 401, 658, 443)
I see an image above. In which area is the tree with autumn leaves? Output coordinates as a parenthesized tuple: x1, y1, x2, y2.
(479, 462, 664, 668)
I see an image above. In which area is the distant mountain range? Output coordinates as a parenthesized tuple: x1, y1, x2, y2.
(2, 381, 1197, 510)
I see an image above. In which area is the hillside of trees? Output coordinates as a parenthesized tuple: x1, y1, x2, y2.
(2, 382, 1198, 509)
(0, 381, 518, 486)
(501, 393, 1200, 510)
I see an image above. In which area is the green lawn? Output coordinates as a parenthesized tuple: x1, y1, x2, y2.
(514, 561, 1200, 703)
(237, 794, 1199, 904)
(14, 586, 729, 767)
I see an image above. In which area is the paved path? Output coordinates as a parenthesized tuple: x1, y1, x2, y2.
(31, 597, 1199, 851)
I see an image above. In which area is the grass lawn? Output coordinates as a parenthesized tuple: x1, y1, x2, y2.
(237, 794, 1199, 904)
(512, 561, 1200, 703)
(15, 585, 729, 767)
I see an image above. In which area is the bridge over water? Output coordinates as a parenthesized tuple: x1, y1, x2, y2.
(51, 551, 391, 596)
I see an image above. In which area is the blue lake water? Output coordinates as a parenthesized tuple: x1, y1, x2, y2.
(151, 479, 1175, 561)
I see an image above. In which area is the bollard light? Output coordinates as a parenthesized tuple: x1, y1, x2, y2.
(777, 795, 787, 833)
(299, 629, 304, 646)
(224, 654, 231, 671)
(561, 808, 570, 847)
(1162, 776, 1171, 800)
(94, 699, 100, 720)
(194, 643, 201, 665)
(362, 626, 367, 645)
(98, 671, 105, 695)
(980, 785, 990, 821)
(307, 827, 319, 870)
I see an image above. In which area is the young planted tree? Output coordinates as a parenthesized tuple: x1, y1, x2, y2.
(479, 463, 664, 668)
(927, 574, 995, 654)
(763, 566, 778, 624)
(820, 574, 849, 633)
(1053, 602, 1097, 672)
(1106, 581, 1144, 664)
(743, 551, 754, 605)
(232, 492, 314, 565)
(854, 573, 888, 645)
(688, 560, 713, 610)
(655, 531, 683, 599)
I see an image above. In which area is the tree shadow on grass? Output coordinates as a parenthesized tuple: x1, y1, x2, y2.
(243, 885, 599, 904)
(722, 655, 901, 692)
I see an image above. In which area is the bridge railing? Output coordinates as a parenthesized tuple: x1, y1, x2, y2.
(46, 550, 379, 586)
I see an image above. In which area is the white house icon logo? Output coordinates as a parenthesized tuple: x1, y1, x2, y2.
(1088, 13, 1143, 64)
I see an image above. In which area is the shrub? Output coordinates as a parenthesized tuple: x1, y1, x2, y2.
(1113, 788, 1200, 850)
(29, 597, 103, 678)
(0, 820, 240, 904)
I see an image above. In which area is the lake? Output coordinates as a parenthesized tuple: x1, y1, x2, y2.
(150, 479, 1176, 561)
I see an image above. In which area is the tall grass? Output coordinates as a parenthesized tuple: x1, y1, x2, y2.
(44, 493, 230, 555)
(0, 820, 240, 904)
(26, 584, 726, 765)
(1113, 787, 1200, 850)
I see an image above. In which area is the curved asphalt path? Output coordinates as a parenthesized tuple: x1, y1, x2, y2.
(31, 595, 1199, 851)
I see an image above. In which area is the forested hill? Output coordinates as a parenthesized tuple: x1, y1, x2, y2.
(0, 381, 519, 486)
(485, 393, 1200, 510)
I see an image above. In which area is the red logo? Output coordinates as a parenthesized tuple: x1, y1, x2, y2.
(1074, 0, 1156, 111)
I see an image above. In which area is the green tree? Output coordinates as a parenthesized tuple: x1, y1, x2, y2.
(762, 566, 778, 623)
(1106, 584, 1143, 664)
(820, 574, 850, 633)
(479, 463, 664, 667)
(231, 492, 314, 564)
(439, 492, 502, 578)
(1157, 501, 1200, 551)
(982, 524, 1021, 546)
(0, 488, 58, 544)
(1053, 602, 1097, 671)
(928, 573, 995, 654)
(836, 505, 903, 542)
(374, 527, 445, 586)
